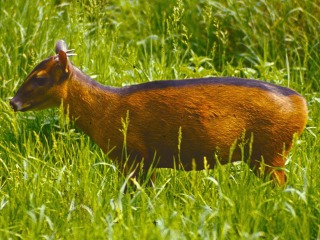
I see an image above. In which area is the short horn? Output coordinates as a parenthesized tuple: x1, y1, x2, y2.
(55, 40, 68, 53)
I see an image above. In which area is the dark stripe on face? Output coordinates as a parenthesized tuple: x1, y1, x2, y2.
(119, 77, 300, 96)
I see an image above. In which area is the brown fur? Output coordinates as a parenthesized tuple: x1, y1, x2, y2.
(10, 43, 308, 185)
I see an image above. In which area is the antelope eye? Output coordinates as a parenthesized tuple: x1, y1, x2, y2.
(33, 76, 47, 86)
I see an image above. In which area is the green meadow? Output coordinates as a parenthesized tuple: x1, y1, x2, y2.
(1, 0, 320, 239)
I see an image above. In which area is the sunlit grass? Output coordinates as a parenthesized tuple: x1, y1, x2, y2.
(0, 0, 319, 239)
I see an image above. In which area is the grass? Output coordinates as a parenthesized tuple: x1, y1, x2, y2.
(1, 0, 320, 239)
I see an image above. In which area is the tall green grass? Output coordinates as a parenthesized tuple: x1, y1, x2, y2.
(0, 0, 319, 239)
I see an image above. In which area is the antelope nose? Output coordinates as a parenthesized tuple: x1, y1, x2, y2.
(10, 99, 19, 112)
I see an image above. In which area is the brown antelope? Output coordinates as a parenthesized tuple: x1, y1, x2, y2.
(10, 40, 308, 185)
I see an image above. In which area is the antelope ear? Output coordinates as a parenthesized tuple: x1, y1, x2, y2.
(55, 40, 68, 53)
(58, 50, 69, 73)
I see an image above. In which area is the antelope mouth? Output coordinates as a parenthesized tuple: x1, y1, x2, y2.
(10, 99, 32, 112)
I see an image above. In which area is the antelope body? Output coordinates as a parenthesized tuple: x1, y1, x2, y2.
(10, 40, 308, 185)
